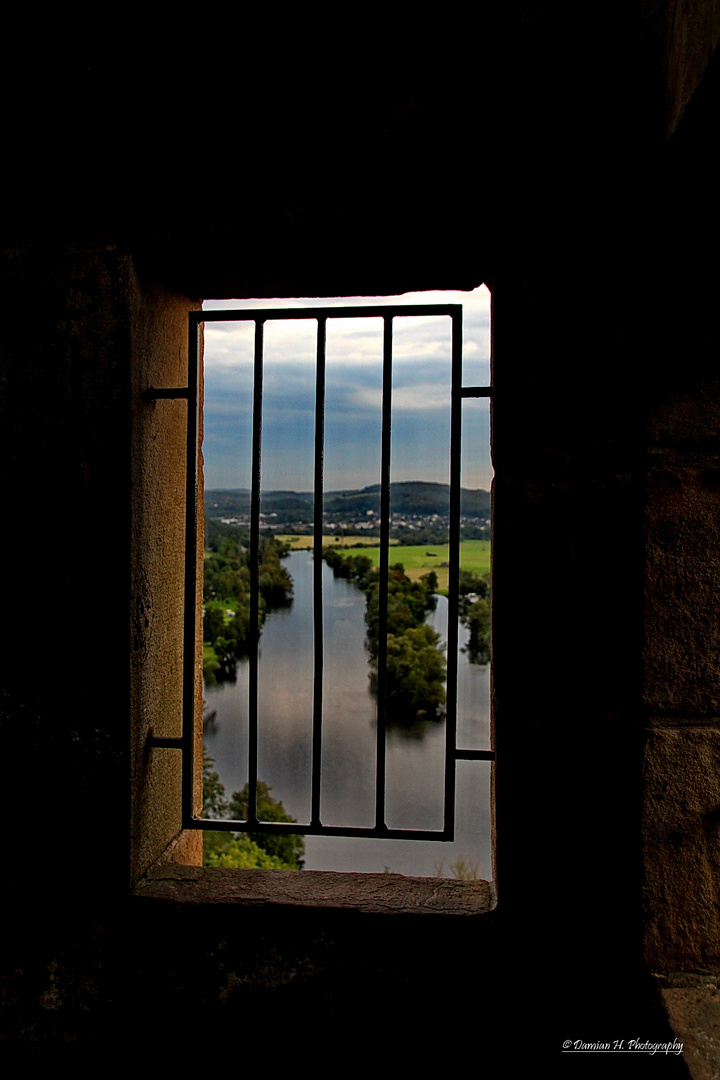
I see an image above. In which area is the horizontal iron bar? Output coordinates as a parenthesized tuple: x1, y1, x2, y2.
(190, 818, 453, 842)
(144, 387, 190, 400)
(460, 386, 493, 398)
(455, 749, 495, 761)
(192, 304, 462, 324)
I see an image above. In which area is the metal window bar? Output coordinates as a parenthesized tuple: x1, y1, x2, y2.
(148, 304, 495, 842)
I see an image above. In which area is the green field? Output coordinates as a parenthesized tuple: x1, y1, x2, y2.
(362, 541, 490, 593)
(277, 534, 398, 550)
(279, 536, 490, 594)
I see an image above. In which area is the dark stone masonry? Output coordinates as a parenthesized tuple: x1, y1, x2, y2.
(2, 8, 720, 1073)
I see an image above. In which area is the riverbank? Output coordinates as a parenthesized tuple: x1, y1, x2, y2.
(277, 536, 490, 593)
(203, 549, 491, 878)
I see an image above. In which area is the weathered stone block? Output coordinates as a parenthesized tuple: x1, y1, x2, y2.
(643, 728, 720, 972)
(645, 459, 720, 714)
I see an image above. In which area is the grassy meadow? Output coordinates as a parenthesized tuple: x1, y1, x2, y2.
(277, 535, 491, 594)
(277, 534, 397, 550)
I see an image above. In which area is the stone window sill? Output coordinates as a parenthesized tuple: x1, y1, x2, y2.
(134, 864, 496, 917)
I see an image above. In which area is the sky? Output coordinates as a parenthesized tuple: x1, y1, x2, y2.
(202, 286, 492, 493)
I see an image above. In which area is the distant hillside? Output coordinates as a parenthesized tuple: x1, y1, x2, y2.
(204, 489, 312, 519)
(205, 481, 490, 519)
(324, 482, 490, 517)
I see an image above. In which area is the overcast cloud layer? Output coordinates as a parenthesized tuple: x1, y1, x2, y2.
(203, 287, 492, 493)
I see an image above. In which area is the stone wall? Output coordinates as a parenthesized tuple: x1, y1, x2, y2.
(2, 2, 720, 1065)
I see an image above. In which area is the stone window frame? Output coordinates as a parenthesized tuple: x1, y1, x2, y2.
(130, 284, 496, 918)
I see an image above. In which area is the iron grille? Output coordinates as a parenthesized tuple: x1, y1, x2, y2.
(150, 303, 493, 844)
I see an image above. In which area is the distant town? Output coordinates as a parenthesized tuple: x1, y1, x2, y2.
(204, 480, 491, 544)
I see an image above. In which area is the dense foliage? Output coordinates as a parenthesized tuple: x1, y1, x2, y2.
(202, 751, 305, 870)
(457, 568, 492, 663)
(203, 517, 293, 681)
(390, 523, 490, 544)
(323, 547, 446, 722)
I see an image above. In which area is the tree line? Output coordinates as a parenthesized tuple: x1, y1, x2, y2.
(203, 517, 293, 681)
(457, 568, 491, 663)
(323, 548, 492, 722)
(323, 548, 447, 722)
(202, 749, 305, 869)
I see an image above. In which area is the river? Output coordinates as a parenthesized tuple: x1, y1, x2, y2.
(203, 549, 492, 878)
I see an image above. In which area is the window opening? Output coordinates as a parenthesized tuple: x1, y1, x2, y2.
(158, 289, 493, 877)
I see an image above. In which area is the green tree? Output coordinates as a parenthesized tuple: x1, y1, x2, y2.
(202, 749, 228, 818)
(420, 569, 438, 592)
(203, 519, 293, 680)
(203, 605, 226, 645)
(201, 754, 304, 870)
(228, 782, 305, 869)
(323, 547, 446, 723)
(466, 596, 491, 663)
(205, 836, 293, 869)
(379, 624, 446, 720)
(458, 568, 489, 599)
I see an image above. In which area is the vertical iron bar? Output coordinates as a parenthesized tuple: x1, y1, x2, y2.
(182, 315, 201, 827)
(311, 317, 327, 828)
(375, 315, 393, 831)
(247, 318, 264, 828)
(444, 310, 463, 839)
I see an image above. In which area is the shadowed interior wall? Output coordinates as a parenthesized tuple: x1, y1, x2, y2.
(1, 3, 720, 1061)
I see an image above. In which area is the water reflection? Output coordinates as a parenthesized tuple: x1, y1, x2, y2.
(203, 549, 491, 877)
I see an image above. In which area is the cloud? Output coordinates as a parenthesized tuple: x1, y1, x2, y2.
(201, 286, 492, 490)
(351, 383, 450, 412)
(204, 286, 490, 368)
